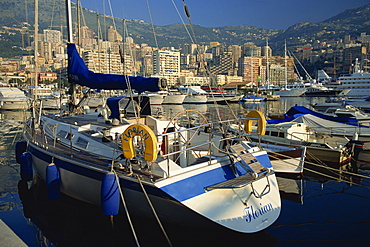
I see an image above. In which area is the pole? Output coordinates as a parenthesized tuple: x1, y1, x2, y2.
(66, 0, 77, 109)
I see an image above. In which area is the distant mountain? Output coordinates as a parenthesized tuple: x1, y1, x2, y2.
(270, 4, 370, 51)
(0, 0, 369, 58)
(325, 4, 370, 26)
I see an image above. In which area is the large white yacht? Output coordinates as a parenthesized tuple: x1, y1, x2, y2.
(325, 59, 370, 98)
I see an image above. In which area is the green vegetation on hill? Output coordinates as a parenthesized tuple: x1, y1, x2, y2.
(0, 0, 369, 58)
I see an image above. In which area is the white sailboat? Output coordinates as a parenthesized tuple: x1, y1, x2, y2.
(178, 86, 208, 104)
(275, 42, 306, 97)
(17, 0, 281, 235)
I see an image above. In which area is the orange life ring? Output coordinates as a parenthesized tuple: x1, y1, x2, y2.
(244, 110, 266, 136)
(121, 124, 158, 162)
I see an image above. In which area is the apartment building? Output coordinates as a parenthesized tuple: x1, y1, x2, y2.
(238, 56, 263, 84)
(153, 50, 180, 86)
(83, 50, 132, 75)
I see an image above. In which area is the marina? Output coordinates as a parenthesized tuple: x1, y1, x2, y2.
(0, 0, 370, 246)
(18, 42, 282, 236)
(1, 96, 370, 246)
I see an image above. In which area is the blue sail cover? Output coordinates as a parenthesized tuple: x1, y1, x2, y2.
(67, 43, 163, 92)
(285, 106, 359, 124)
(106, 96, 124, 119)
(272, 106, 369, 127)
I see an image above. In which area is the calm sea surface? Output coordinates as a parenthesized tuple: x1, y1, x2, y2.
(1, 97, 370, 247)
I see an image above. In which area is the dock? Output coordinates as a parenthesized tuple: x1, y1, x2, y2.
(0, 219, 27, 247)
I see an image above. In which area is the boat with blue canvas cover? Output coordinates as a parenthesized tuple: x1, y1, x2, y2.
(240, 94, 266, 102)
(269, 105, 366, 125)
(21, 93, 281, 233)
(18, 0, 281, 234)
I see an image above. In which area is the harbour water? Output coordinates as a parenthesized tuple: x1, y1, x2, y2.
(1, 97, 370, 246)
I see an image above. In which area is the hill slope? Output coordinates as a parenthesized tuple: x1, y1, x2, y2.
(0, 0, 369, 58)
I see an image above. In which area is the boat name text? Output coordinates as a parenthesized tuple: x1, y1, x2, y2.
(244, 203, 273, 223)
(123, 126, 150, 141)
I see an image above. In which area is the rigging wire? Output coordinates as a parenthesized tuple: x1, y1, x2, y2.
(145, 0, 159, 49)
(173, 0, 240, 140)
(137, 175, 173, 247)
(120, 23, 140, 121)
(89, 0, 139, 122)
(106, 0, 118, 32)
(114, 171, 141, 247)
(49, 0, 56, 29)
(267, 149, 370, 189)
(145, 0, 166, 84)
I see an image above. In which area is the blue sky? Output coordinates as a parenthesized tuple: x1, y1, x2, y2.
(78, 0, 370, 30)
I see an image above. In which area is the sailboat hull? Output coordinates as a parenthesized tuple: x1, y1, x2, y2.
(274, 88, 306, 97)
(27, 140, 281, 233)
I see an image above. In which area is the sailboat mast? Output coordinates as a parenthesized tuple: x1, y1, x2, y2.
(77, 0, 81, 47)
(31, 0, 39, 138)
(266, 38, 269, 89)
(34, 0, 38, 102)
(66, 0, 77, 108)
(284, 40, 288, 87)
(66, 0, 73, 43)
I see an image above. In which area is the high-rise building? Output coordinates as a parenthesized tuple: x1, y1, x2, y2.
(125, 36, 134, 44)
(238, 56, 262, 84)
(83, 50, 132, 75)
(153, 50, 180, 86)
(261, 45, 272, 57)
(80, 26, 96, 48)
(242, 43, 261, 57)
(228, 45, 242, 66)
(80, 26, 95, 39)
(343, 44, 368, 73)
(107, 26, 122, 42)
(140, 55, 153, 76)
(209, 52, 234, 75)
(43, 29, 62, 43)
(183, 44, 198, 55)
(139, 44, 154, 76)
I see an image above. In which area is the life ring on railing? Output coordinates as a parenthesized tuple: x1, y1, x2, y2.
(244, 110, 266, 136)
(121, 124, 158, 162)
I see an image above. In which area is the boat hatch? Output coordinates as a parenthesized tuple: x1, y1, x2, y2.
(205, 169, 271, 191)
(205, 143, 272, 190)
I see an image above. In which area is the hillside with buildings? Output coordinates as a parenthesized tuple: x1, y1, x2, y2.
(0, 1, 369, 88)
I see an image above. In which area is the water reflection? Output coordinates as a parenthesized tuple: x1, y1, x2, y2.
(3, 98, 370, 246)
(0, 110, 29, 136)
(272, 171, 370, 246)
(17, 168, 370, 246)
(18, 178, 278, 247)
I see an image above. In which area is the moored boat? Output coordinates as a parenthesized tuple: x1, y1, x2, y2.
(251, 142, 306, 174)
(274, 87, 306, 97)
(323, 59, 370, 98)
(240, 94, 266, 102)
(18, 41, 281, 234)
(160, 90, 187, 105)
(239, 111, 363, 170)
(0, 87, 29, 110)
(178, 86, 208, 104)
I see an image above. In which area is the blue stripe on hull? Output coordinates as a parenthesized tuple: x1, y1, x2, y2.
(29, 145, 104, 180)
(29, 144, 272, 206)
(160, 153, 272, 202)
(28, 145, 173, 200)
(160, 164, 237, 202)
(254, 153, 273, 168)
